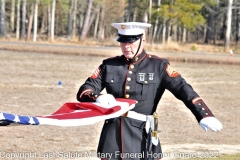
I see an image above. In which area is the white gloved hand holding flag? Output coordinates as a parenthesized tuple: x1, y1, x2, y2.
(0, 98, 137, 127)
(96, 94, 117, 108)
(199, 117, 223, 132)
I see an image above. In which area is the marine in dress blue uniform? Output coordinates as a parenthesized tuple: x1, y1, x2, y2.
(76, 22, 223, 160)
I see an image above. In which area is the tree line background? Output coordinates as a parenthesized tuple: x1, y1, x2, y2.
(0, 0, 239, 51)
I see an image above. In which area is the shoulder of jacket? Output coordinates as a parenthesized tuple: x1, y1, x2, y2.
(102, 56, 123, 65)
(103, 56, 121, 61)
(105, 56, 121, 60)
(146, 54, 167, 61)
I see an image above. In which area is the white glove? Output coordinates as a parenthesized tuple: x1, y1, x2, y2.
(199, 117, 223, 132)
(96, 94, 117, 108)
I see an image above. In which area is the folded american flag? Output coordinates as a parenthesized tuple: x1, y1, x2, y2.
(0, 98, 136, 127)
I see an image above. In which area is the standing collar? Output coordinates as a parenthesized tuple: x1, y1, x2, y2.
(124, 50, 147, 64)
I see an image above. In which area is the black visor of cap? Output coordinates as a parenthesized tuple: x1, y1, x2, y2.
(117, 34, 143, 43)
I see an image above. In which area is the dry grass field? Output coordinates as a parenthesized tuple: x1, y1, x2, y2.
(0, 44, 240, 160)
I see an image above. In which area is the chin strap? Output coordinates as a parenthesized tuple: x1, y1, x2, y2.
(133, 36, 143, 58)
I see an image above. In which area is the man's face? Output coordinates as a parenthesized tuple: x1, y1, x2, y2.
(120, 38, 144, 59)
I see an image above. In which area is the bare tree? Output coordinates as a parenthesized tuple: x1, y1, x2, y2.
(0, 0, 5, 38)
(86, 4, 98, 35)
(33, 0, 38, 42)
(182, 27, 186, 43)
(127, 0, 133, 22)
(16, 0, 20, 39)
(10, 0, 15, 32)
(72, 0, 77, 39)
(94, 4, 100, 38)
(204, 6, 215, 44)
(48, 3, 51, 41)
(167, 24, 171, 45)
(152, 0, 161, 43)
(80, 0, 94, 41)
(162, 18, 166, 44)
(97, 2, 105, 39)
(149, 0, 152, 22)
(235, 9, 239, 46)
(67, 0, 73, 41)
(40, 6, 47, 34)
(172, 25, 177, 41)
(27, 3, 34, 41)
(133, 7, 137, 22)
(148, 0, 153, 43)
(20, 0, 27, 40)
(99, 0, 124, 38)
(51, 0, 56, 42)
(225, 0, 233, 51)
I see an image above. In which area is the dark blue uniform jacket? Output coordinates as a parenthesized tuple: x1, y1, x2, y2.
(76, 50, 214, 160)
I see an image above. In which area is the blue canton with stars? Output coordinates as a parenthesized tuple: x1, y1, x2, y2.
(0, 112, 39, 125)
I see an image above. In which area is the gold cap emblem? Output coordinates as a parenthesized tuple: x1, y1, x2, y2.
(121, 25, 126, 29)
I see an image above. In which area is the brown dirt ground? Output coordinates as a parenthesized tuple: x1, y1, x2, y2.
(0, 44, 240, 160)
